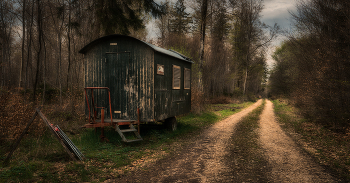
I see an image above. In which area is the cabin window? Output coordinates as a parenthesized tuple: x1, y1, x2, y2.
(173, 65, 181, 89)
(184, 68, 191, 89)
(157, 64, 164, 75)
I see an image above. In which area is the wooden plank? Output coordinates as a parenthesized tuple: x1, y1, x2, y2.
(96, 119, 136, 123)
(83, 122, 115, 128)
(120, 129, 137, 133)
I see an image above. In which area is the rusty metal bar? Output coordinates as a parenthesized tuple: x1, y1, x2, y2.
(83, 122, 115, 128)
(84, 87, 112, 122)
(84, 87, 113, 141)
(84, 89, 91, 123)
(101, 108, 105, 140)
(137, 108, 140, 134)
(108, 91, 113, 124)
(91, 89, 96, 122)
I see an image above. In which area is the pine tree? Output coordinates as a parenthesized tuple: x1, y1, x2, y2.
(169, 0, 192, 35)
(94, 0, 166, 35)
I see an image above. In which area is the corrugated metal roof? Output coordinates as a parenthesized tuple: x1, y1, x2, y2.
(142, 42, 193, 63)
(79, 34, 193, 63)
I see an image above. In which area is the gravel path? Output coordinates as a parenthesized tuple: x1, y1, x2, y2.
(113, 99, 263, 183)
(111, 99, 336, 182)
(258, 100, 335, 183)
(152, 99, 263, 183)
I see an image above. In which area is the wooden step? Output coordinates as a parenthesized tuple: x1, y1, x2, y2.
(96, 119, 136, 123)
(125, 139, 143, 143)
(115, 124, 143, 142)
(120, 129, 137, 133)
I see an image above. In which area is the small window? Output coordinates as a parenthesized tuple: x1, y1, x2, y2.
(184, 68, 191, 89)
(173, 65, 181, 89)
(157, 64, 164, 75)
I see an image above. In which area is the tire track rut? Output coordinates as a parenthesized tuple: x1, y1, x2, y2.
(258, 100, 335, 183)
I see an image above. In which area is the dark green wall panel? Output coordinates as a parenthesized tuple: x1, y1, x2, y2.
(82, 35, 191, 122)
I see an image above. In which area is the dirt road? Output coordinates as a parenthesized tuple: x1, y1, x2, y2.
(259, 100, 335, 182)
(114, 99, 262, 182)
(112, 99, 335, 182)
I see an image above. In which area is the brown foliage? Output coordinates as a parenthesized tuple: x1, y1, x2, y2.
(191, 86, 205, 114)
(0, 90, 85, 143)
(207, 96, 234, 104)
(0, 91, 45, 142)
(269, 0, 350, 129)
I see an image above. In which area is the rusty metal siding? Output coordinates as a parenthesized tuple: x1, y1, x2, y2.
(154, 52, 191, 121)
(127, 40, 154, 122)
(81, 35, 192, 122)
(83, 36, 154, 122)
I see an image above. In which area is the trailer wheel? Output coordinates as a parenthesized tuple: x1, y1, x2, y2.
(165, 117, 177, 131)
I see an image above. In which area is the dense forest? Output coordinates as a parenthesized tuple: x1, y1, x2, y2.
(0, 0, 275, 105)
(268, 0, 350, 130)
(2, 1, 350, 181)
(1, 0, 349, 129)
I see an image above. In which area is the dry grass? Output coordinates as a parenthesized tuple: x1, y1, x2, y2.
(191, 86, 205, 114)
(207, 95, 236, 104)
(0, 91, 43, 142)
(0, 89, 85, 143)
(272, 99, 350, 181)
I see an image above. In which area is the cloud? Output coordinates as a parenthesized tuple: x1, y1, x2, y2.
(147, 0, 299, 69)
(261, 0, 298, 28)
(259, 0, 299, 68)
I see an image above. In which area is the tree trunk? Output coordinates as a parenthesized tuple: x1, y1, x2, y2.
(19, 0, 26, 89)
(58, 27, 62, 105)
(25, 0, 34, 92)
(198, 0, 208, 89)
(42, 32, 47, 105)
(33, 0, 42, 102)
(66, 2, 71, 90)
(243, 66, 248, 95)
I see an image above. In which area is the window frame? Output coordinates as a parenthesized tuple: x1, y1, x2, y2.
(172, 65, 181, 90)
(184, 68, 191, 89)
(156, 64, 164, 75)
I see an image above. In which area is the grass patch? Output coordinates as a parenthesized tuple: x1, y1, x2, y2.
(210, 102, 254, 118)
(272, 99, 350, 182)
(1, 100, 255, 182)
(226, 100, 270, 182)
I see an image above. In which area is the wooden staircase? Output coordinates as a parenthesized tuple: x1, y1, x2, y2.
(115, 123, 143, 142)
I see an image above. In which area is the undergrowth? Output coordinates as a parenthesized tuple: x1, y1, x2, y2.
(272, 99, 350, 182)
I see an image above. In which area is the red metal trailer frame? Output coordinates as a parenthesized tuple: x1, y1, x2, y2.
(83, 87, 141, 139)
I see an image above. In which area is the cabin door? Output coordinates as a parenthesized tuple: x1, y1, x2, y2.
(106, 52, 130, 119)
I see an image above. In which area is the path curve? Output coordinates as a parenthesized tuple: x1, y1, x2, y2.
(259, 100, 335, 183)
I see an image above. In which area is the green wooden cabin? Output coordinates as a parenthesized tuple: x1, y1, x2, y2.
(79, 34, 193, 127)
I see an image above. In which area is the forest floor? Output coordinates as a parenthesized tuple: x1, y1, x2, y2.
(108, 99, 337, 183)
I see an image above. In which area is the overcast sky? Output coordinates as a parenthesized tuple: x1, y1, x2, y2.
(147, 0, 299, 68)
(260, 0, 298, 68)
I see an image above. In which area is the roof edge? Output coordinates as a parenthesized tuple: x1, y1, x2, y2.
(79, 34, 193, 63)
